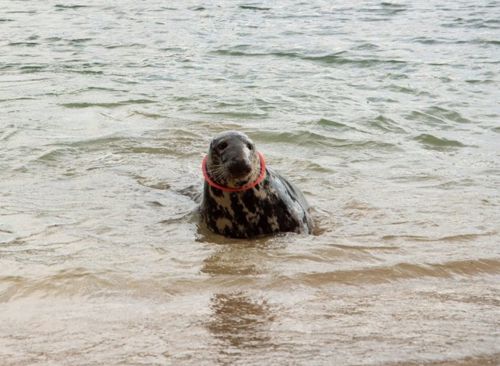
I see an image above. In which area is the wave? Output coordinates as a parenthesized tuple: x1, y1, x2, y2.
(212, 49, 407, 67)
(254, 130, 398, 150)
(382, 232, 497, 242)
(3, 258, 498, 301)
(414, 134, 467, 150)
(8, 42, 39, 47)
(60, 99, 155, 109)
(54, 4, 91, 9)
(239, 5, 271, 11)
(294, 258, 500, 286)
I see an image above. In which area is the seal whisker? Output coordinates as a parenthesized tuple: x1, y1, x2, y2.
(209, 165, 228, 182)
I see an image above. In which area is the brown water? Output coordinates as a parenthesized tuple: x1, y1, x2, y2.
(1, 1, 500, 365)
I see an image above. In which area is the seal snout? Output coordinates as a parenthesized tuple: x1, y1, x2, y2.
(227, 158, 252, 178)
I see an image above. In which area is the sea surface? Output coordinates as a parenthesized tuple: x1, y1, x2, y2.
(1, 1, 499, 365)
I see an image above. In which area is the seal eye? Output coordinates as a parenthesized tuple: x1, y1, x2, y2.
(218, 142, 228, 150)
(247, 143, 253, 150)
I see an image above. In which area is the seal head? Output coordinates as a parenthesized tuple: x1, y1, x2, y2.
(205, 131, 261, 189)
(201, 131, 313, 239)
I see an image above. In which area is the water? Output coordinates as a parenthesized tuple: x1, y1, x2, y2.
(1, 1, 499, 364)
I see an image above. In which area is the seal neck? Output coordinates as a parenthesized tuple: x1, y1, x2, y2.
(202, 152, 266, 193)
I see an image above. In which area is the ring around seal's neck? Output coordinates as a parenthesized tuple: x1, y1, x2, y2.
(202, 131, 266, 192)
(202, 152, 266, 192)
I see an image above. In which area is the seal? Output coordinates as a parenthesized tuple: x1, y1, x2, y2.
(200, 131, 313, 238)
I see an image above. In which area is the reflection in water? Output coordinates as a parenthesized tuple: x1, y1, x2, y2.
(202, 243, 275, 358)
(207, 292, 274, 350)
(201, 245, 260, 276)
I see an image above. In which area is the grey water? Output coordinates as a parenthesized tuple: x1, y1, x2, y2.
(1, 1, 499, 365)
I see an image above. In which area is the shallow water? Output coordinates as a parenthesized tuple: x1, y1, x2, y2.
(1, 1, 499, 365)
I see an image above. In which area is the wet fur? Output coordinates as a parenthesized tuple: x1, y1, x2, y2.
(201, 131, 313, 238)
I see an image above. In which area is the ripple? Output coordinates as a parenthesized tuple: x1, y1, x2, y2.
(255, 130, 341, 146)
(56, 136, 132, 151)
(414, 134, 467, 150)
(406, 107, 472, 128)
(411, 36, 440, 45)
(68, 38, 93, 44)
(105, 43, 147, 49)
(382, 232, 497, 242)
(0, 97, 35, 103)
(213, 49, 407, 67)
(201, 111, 268, 119)
(254, 130, 397, 150)
(0, 269, 112, 301)
(63, 68, 103, 75)
(135, 175, 171, 190)
(124, 146, 178, 156)
(316, 118, 353, 131)
(34, 147, 76, 163)
(353, 42, 379, 50)
(127, 110, 166, 119)
(386, 84, 424, 95)
(294, 258, 500, 286)
(380, 2, 407, 10)
(74, 86, 124, 93)
(19, 65, 47, 73)
(8, 42, 39, 47)
(5, 10, 36, 14)
(189, 6, 206, 11)
(425, 106, 472, 124)
(54, 4, 91, 10)
(239, 5, 271, 11)
(369, 115, 407, 133)
(300, 54, 406, 67)
(386, 354, 500, 366)
(60, 99, 156, 109)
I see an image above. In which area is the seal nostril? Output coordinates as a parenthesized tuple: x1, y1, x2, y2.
(228, 159, 252, 177)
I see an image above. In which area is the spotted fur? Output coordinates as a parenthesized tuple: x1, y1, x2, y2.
(201, 131, 313, 239)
